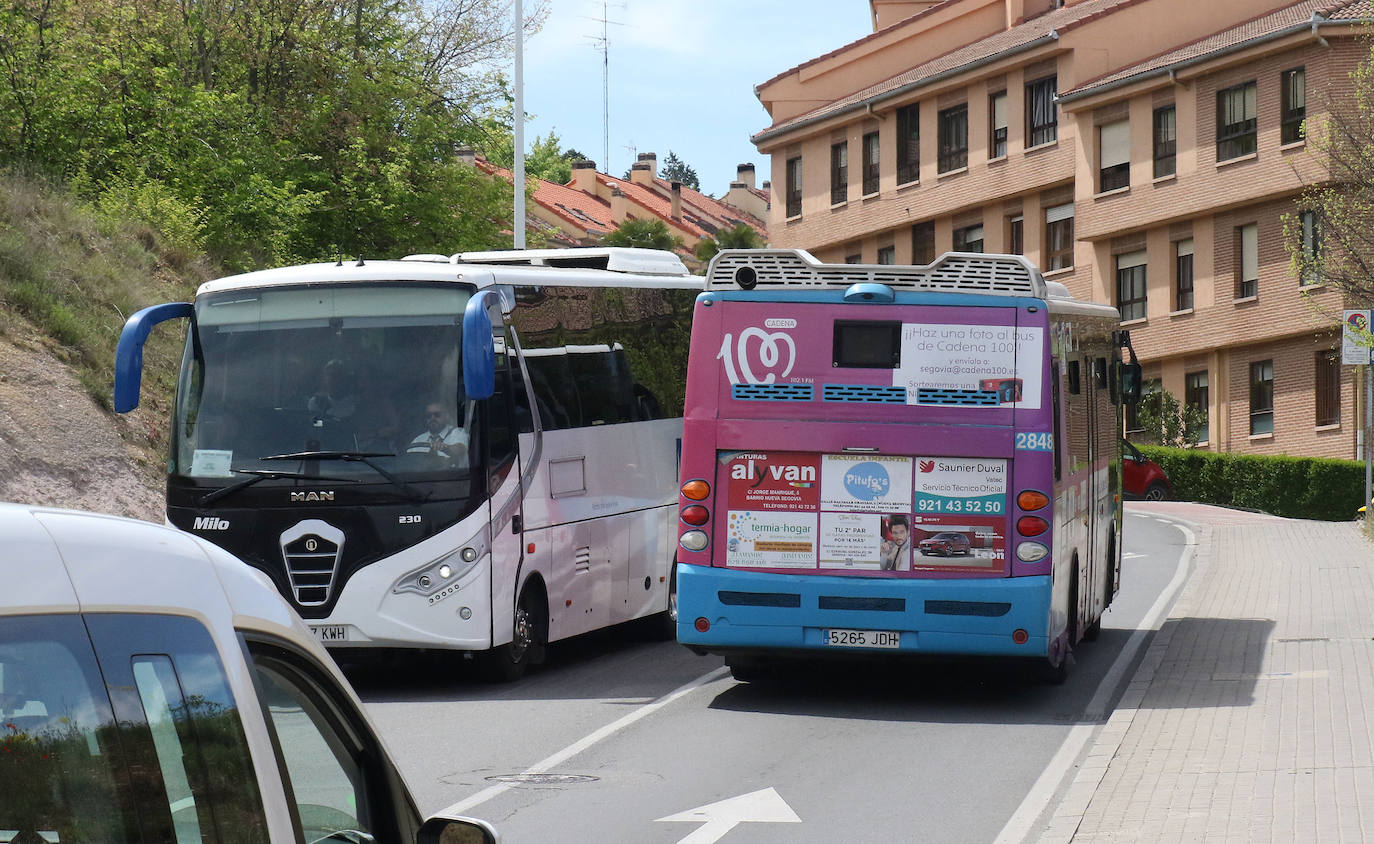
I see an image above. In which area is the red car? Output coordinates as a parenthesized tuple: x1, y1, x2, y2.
(918, 531, 972, 556)
(1122, 439, 1171, 500)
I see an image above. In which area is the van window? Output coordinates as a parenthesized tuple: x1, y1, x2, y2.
(0, 616, 135, 841)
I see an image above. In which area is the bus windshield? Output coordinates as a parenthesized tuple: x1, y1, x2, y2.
(173, 283, 474, 486)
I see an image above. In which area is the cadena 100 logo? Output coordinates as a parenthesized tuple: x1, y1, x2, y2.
(843, 462, 891, 501)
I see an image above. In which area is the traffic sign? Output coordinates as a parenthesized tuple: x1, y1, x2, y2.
(1343, 310, 1373, 364)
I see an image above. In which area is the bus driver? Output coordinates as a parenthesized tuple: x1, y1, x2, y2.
(407, 402, 468, 465)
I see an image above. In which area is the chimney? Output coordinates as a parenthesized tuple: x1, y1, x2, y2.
(630, 162, 654, 186)
(610, 187, 628, 223)
(456, 147, 476, 167)
(670, 181, 682, 221)
(736, 163, 756, 189)
(637, 151, 658, 176)
(761, 180, 771, 192)
(571, 160, 598, 193)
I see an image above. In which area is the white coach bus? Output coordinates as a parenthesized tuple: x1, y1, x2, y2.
(115, 248, 700, 679)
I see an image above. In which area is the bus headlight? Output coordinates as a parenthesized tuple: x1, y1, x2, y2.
(679, 530, 709, 552)
(1016, 541, 1049, 562)
(394, 548, 483, 596)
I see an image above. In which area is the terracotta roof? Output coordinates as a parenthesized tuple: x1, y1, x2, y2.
(748, 187, 771, 204)
(754, 0, 1144, 142)
(1061, 0, 1373, 101)
(598, 175, 713, 239)
(653, 178, 768, 238)
(531, 179, 614, 236)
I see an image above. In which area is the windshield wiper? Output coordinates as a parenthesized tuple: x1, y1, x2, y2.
(197, 469, 358, 507)
(260, 451, 430, 502)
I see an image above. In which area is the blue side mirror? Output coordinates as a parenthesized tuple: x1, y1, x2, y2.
(114, 302, 194, 413)
(462, 291, 497, 400)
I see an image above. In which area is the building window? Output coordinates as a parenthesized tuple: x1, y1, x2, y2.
(1116, 250, 1147, 322)
(911, 221, 935, 264)
(1127, 378, 1159, 434)
(1026, 75, 1058, 147)
(1217, 81, 1258, 161)
(897, 103, 920, 184)
(1316, 350, 1340, 426)
(830, 142, 848, 205)
(1008, 216, 1024, 255)
(786, 156, 802, 218)
(845, 251, 862, 264)
(1044, 203, 1074, 271)
(938, 104, 968, 173)
(1299, 209, 1321, 285)
(1250, 359, 1274, 435)
(1185, 370, 1209, 444)
(1175, 238, 1194, 311)
(877, 245, 896, 265)
(989, 91, 1008, 158)
(1281, 67, 1306, 145)
(953, 224, 984, 253)
(1153, 105, 1176, 178)
(1236, 222, 1258, 298)
(1098, 119, 1130, 192)
(862, 131, 880, 195)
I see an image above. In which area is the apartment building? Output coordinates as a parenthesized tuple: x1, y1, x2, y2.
(753, 0, 1372, 459)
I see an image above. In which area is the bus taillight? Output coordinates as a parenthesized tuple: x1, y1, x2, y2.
(681, 505, 710, 526)
(681, 480, 710, 500)
(680, 530, 709, 552)
(1017, 516, 1049, 537)
(1016, 490, 1049, 511)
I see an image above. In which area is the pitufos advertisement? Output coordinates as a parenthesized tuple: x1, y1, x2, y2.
(820, 455, 913, 513)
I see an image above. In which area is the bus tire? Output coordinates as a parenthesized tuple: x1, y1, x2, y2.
(726, 656, 773, 683)
(481, 584, 548, 683)
(1038, 562, 1078, 684)
(648, 563, 679, 641)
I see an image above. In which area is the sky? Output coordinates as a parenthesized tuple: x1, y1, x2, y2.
(521, 0, 874, 196)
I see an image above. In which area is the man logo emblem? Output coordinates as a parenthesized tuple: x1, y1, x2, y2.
(306, 538, 319, 552)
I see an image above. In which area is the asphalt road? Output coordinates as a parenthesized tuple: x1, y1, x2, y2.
(353, 506, 1191, 843)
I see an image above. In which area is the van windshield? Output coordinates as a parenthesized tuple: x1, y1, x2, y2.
(173, 283, 475, 485)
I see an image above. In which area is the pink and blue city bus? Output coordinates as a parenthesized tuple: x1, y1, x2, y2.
(673, 249, 1140, 681)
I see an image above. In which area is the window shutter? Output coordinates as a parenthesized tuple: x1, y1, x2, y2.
(1099, 120, 1130, 168)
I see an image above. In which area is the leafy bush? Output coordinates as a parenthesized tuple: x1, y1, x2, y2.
(1139, 444, 1365, 521)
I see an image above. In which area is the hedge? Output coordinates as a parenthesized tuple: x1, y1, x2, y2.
(1137, 445, 1366, 521)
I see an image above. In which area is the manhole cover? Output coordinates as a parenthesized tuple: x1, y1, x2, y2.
(485, 773, 600, 785)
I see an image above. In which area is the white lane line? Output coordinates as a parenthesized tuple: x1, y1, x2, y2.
(992, 518, 1195, 844)
(436, 666, 731, 817)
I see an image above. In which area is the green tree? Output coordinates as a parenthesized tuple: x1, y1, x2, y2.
(1286, 40, 1374, 302)
(1134, 386, 1206, 448)
(694, 222, 764, 263)
(600, 218, 684, 252)
(660, 150, 700, 191)
(525, 130, 574, 183)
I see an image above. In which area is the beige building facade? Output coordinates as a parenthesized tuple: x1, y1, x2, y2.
(753, 0, 1373, 459)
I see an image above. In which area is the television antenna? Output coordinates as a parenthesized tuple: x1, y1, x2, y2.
(583, 1, 626, 174)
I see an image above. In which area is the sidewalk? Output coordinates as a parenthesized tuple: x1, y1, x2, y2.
(1040, 502, 1374, 843)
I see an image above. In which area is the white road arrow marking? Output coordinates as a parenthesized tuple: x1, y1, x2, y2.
(656, 787, 801, 844)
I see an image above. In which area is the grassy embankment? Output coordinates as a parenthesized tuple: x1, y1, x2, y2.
(0, 174, 210, 466)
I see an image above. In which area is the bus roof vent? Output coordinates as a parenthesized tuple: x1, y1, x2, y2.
(450, 247, 691, 277)
(706, 249, 1048, 298)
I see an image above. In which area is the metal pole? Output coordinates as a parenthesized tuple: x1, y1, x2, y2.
(513, 0, 526, 249)
(1365, 364, 1371, 515)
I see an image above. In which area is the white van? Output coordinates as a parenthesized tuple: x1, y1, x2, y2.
(0, 503, 497, 843)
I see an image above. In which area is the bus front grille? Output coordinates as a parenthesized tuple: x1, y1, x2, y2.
(280, 520, 345, 607)
(822, 385, 908, 403)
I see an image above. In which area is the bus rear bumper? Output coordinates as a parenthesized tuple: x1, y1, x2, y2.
(675, 564, 1051, 659)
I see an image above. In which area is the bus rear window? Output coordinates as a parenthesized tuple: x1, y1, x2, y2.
(833, 321, 902, 369)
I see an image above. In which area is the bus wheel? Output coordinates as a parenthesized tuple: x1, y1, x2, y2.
(648, 563, 679, 641)
(726, 656, 773, 683)
(482, 586, 547, 682)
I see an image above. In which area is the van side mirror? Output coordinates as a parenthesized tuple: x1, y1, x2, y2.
(417, 815, 499, 844)
(1120, 362, 1142, 405)
(461, 291, 499, 400)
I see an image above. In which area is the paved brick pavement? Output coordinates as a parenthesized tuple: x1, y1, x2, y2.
(1039, 502, 1374, 843)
